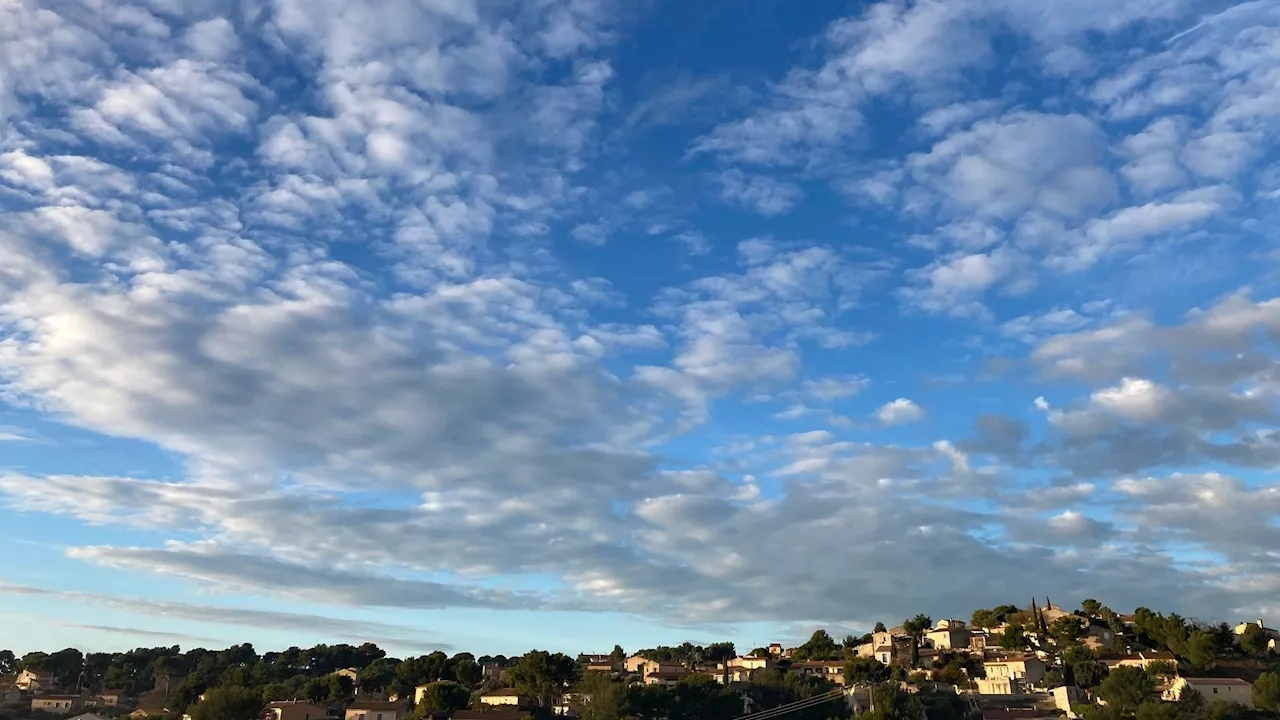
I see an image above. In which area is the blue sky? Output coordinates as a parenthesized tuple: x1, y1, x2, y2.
(1, 0, 1280, 658)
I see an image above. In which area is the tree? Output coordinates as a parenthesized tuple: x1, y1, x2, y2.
(1241, 625, 1273, 657)
(1134, 701, 1179, 720)
(1082, 599, 1103, 617)
(416, 682, 470, 715)
(874, 623, 887, 633)
(998, 624, 1028, 651)
(578, 672, 626, 720)
(862, 682, 924, 720)
(705, 643, 736, 664)
(609, 646, 626, 663)
(901, 616, 932, 668)
(1050, 616, 1086, 645)
(794, 630, 839, 661)
(190, 686, 264, 720)
(1183, 631, 1218, 672)
(360, 657, 399, 693)
(0, 650, 14, 675)
(844, 657, 892, 685)
(510, 650, 578, 708)
(1062, 646, 1108, 690)
(1097, 667, 1156, 716)
(1254, 672, 1280, 713)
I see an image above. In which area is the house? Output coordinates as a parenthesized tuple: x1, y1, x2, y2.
(68, 714, 112, 720)
(1051, 686, 1085, 718)
(968, 633, 989, 652)
(17, 671, 57, 693)
(983, 657, 1047, 687)
(625, 656, 686, 677)
(336, 669, 362, 686)
(585, 663, 617, 674)
(1233, 619, 1279, 638)
(927, 625, 972, 651)
(451, 712, 531, 720)
(267, 700, 330, 720)
(32, 694, 83, 712)
(936, 619, 966, 630)
(1082, 625, 1118, 652)
(1162, 678, 1253, 707)
(90, 691, 128, 707)
(727, 656, 774, 671)
(1103, 652, 1177, 672)
(767, 644, 785, 658)
(344, 701, 403, 720)
(479, 690, 528, 708)
(713, 667, 755, 684)
(788, 661, 845, 685)
(644, 670, 690, 688)
(975, 677, 1022, 695)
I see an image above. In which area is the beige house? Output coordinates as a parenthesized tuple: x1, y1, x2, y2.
(975, 677, 1021, 695)
(17, 671, 56, 693)
(625, 656, 686, 677)
(344, 701, 402, 720)
(32, 695, 83, 712)
(1103, 652, 1176, 672)
(727, 656, 774, 670)
(1051, 686, 1084, 718)
(336, 669, 361, 686)
(90, 691, 128, 707)
(788, 661, 845, 685)
(585, 663, 617, 674)
(479, 690, 528, 708)
(767, 644, 785, 658)
(1163, 678, 1253, 707)
(643, 670, 689, 688)
(927, 626, 972, 651)
(983, 657, 1046, 687)
(267, 700, 329, 720)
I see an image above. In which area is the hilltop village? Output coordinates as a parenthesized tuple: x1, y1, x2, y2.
(4, 600, 1280, 720)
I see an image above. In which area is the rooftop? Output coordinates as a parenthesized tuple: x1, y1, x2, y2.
(346, 702, 402, 711)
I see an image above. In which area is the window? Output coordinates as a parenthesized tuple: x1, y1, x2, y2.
(1213, 689, 1219, 694)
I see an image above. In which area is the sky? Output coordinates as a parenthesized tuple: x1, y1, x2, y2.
(1, 0, 1279, 659)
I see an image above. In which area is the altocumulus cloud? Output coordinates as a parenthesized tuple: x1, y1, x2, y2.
(0, 0, 1279, 647)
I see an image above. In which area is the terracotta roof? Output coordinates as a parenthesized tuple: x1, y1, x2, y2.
(1183, 678, 1250, 686)
(481, 689, 524, 697)
(269, 701, 326, 709)
(34, 694, 82, 700)
(346, 702, 402, 711)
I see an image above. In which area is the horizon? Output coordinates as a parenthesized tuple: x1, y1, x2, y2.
(2, 0, 1280, 655)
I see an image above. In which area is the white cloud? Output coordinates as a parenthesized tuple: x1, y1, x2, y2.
(876, 398, 924, 425)
(715, 169, 804, 216)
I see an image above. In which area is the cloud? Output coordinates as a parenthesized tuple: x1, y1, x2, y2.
(715, 169, 804, 216)
(0, 582, 448, 651)
(876, 398, 924, 425)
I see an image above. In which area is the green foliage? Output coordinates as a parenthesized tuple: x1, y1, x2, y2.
(861, 682, 924, 720)
(359, 658, 400, 693)
(745, 669, 846, 720)
(705, 643, 736, 664)
(1097, 666, 1156, 716)
(874, 623, 887, 633)
(930, 652, 983, 687)
(1062, 645, 1108, 689)
(609, 646, 626, 663)
(997, 624, 1028, 650)
(1254, 672, 1280, 713)
(0, 650, 15, 675)
(510, 650, 579, 708)
(1183, 631, 1219, 672)
(416, 681, 470, 714)
(1082, 599, 1104, 617)
(576, 673, 627, 720)
(792, 631, 840, 662)
(915, 691, 974, 720)
(844, 657, 892, 685)
(1051, 616, 1087, 644)
(190, 686, 264, 720)
(1241, 626, 1273, 657)
(1134, 701, 1180, 720)
(622, 677, 741, 720)
(971, 606, 1021, 629)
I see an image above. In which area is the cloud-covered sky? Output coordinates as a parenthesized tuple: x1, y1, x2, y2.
(1, 0, 1279, 656)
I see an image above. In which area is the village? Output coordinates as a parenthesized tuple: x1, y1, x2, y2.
(3, 600, 1280, 720)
